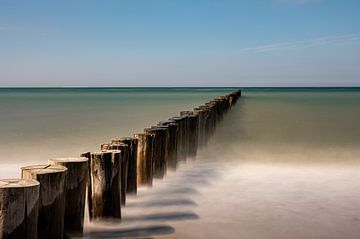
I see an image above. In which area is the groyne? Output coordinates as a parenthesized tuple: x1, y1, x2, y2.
(0, 89, 241, 239)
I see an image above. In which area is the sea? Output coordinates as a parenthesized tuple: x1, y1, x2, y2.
(1, 87, 360, 239)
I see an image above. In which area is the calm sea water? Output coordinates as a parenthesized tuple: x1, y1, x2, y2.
(1, 87, 360, 239)
(0, 87, 236, 177)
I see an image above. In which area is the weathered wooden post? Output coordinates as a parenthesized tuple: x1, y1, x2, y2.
(105, 150, 122, 218)
(48, 157, 88, 237)
(21, 165, 67, 239)
(198, 106, 212, 146)
(226, 94, 234, 108)
(180, 111, 199, 158)
(204, 103, 216, 136)
(219, 97, 227, 117)
(211, 99, 221, 123)
(80, 152, 92, 219)
(180, 111, 191, 158)
(108, 143, 129, 206)
(0, 179, 39, 239)
(169, 116, 187, 161)
(158, 120, 179, 169)
(193, 107, 206, 149)
(113, 137, 138, 194)
(100, 143, 110, 151)
(144, 127, 167, 178)
(188, 114, 199, 157)
(152, 125, 170, 167)
(134, 133, 153, 186)
(87, 151, 121, 219)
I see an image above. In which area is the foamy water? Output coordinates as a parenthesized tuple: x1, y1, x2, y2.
(1, 88, 360, 238)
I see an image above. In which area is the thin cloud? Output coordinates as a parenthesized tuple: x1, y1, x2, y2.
(0, 24, 49, 37)
(0, 24, 11, 31)
(273, 0, 323, 5)
(239, 35, 360, 53)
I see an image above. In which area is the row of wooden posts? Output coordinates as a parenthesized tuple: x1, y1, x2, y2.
(0, 90, 241, 239)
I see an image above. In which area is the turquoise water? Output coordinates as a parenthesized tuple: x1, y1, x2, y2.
(1, 87, 360, 176)
(0, 88, 236, 177)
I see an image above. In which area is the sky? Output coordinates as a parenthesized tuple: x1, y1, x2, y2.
(0, 0, 359, 87)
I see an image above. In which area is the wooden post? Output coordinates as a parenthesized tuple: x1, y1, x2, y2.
(193, 107, 206, 149)
(115, 137, 138, 194)
(48, 157, 88, 237)
(197, 106, 211, 146)
(144, 127, 167, 178)
(152, 125, 170, 168)
(100, 143, 110, 151)
(134, 133, 153, 186)
(169, 116, 187, 161)
(180, 111, 199, 158)
(104, 150, 122, 218)
(0, 179, 39, 239)
(107, 143, 129, 206)
(188, 114, 199, 157)
(79, 152, 92, 221)
(204, 103, 216, 136)
(180, 111, 191, 158)
(87, 151, 121, 219)
(157, 120, 179, 169)
(21, 165, 67, 239)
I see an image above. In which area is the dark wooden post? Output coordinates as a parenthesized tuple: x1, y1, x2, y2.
(193, 107, 206, 149)
(180, 111, 199, 158)
(188, 114, 199, 157)
(87, 151, 121, 219)
(106, 150, 122, 218)
(21, 165, 67, 239)
(134, 133, 153, 186)
(180, 111, 192, 158)
(152, 125, 170, 168)
(48, 157, 88, 237)
(169, 116, 187, 161)
(144, 127, 167, 178)
(0, 179, 39, 239)
(107, 143, 129, 206)
(197, 106, 211, 146)
(100, 143, 110, 151)
(204, 103, 216, 137)
(157, 120, 179, 169)
(79, 152, 92, 220)
(114, 137, 138, 194)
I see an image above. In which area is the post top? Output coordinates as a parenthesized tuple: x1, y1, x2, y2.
(102, 149, 121, 154)
(170, 116, 187, 121)
(49, 157, 88, 163)
(158, 119, 176, 125)
(111, 143, 128, 147)
(0, 178, 39, 188)
(147, 126, 167, 131)
(153, 125, 169, 129)
(121, 136, 136, 141)
(21, 164, 67, 174)
(92, 151, 112, 156)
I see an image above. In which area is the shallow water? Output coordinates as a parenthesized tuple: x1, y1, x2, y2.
(0, 88, 234, 177)
(1, 88, 360, 238)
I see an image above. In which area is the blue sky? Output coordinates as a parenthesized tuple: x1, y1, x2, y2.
(0, 0, 359, 86)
